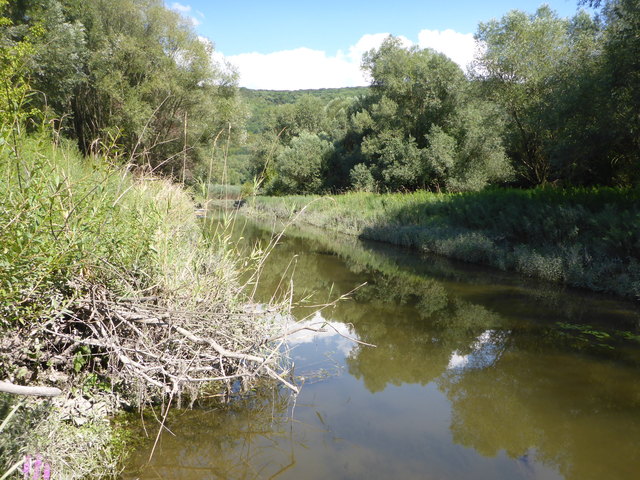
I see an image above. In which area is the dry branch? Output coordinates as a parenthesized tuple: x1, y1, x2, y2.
(0, 381, 62, 397)
(26, 285, 296, 405)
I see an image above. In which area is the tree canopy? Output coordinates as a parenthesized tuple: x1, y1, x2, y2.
(246, 2, 639, 194)
(3, 0, 638, 193)
(2, 0, 243, 179)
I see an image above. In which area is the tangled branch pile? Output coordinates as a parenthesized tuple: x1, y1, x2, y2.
(0, 134, 294, 477)
(3, 283, 294, 408)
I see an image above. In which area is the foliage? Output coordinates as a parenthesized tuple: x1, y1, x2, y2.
(4, 0, 243, 178)
(474, 6, 574, 185)
(267, 131, 334, 195)
(351, 36, 512, 192)
(471, 4, 640, 187)
(266, 95, 328, 144)
(240, 87, 368, 134)
(0, 394, 124, 480)
(244, 186, 640, 299)
(0, 134, 157, 327)
(238, 2, 639, 195)
(243, 37, 513, 195)
(350, 163, 376, 192)
(0, 0, 40, 133)
(599, 0, 640, 184)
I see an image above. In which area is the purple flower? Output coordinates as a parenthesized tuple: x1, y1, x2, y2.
(42, 463, 51, 480)
(33, 455, 42, 479)
(22, 455, 31, 479)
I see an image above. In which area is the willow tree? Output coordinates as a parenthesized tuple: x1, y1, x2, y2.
(8, 0, 244, 178)
(472, 6, 614, 186)
(350, 36, 511, 192)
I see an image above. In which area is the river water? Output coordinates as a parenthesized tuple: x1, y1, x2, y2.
(124, 214, 640, 480)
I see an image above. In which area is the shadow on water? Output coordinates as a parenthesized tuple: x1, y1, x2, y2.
(124, 212, 640, 480)
(122, 387, 298, 480)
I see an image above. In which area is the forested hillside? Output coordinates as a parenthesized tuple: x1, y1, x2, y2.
(241, 87, 368, 133)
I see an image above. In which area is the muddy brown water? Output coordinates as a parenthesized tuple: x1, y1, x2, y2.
(123, 215, 640, 480)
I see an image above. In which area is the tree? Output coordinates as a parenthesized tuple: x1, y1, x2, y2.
(266, 94, 327, 144)
(6, 0, 244, 179)
(20, 0, 87, 122)
(349, 36, 511, 192)
(600, 0, 640, 184)
(267, 131, 333, 195)
(541, 10, 612, 185)
(473, 6, 573, 185)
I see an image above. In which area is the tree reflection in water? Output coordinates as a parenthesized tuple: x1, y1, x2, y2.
(124, 214, 640, 480)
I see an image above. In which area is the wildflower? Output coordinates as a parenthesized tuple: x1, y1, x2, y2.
(22, 455, 31, 479)
(42, 463, 51, 480)
(33, 454, 42, 479)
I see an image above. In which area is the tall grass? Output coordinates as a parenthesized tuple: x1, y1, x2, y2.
(1, 135, 154, 326)
(0, 131, 273, 479)
(244, 188, 640, 300)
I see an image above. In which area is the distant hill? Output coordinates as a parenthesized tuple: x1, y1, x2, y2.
(240, 86, 369, 134)
(240, 86, 369, 105)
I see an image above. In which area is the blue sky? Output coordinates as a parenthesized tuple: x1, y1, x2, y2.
(168, 1, 592, 89)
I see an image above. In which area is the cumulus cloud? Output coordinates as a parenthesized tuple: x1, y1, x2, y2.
(228, 48, 363, 90)
(417, 29, 477, 71)
(170, 2, 191, 14)
(225, 30, 478, 90)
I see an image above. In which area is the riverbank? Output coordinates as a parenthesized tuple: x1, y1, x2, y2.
(240, 188, 640, 301)
(0, 135, 288, 479)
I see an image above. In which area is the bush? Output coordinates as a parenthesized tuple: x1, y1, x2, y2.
(350, 163, 376, 192)
(267, 131, 333, 195)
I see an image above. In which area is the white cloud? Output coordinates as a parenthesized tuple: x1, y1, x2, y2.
(228, 47, 366, 90)
(417, 29, 477, 71)
(170, 2, 191, 14)
(225, 30, 478, 90)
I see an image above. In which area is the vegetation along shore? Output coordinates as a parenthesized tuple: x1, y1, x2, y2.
(239, 187, 640, 300)
(229, 0, 639, 301)
(0, 1, 290, 478)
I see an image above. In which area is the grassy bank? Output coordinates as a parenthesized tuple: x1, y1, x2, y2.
(242, 188, 640, 300)
(0, 135, 287, 479)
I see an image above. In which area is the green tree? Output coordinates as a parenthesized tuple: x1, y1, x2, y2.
(266, 94, 327, 144)
(351, 36, 511, 192)
(473, 6, 592, 185)
(0, 0, 40, 132)
(600, 0, 640, 184)
(6, 0, 244, 178)
(20, 0, 86, 123)
(267, 131, 333, 195)
(541, 10, 610, 184)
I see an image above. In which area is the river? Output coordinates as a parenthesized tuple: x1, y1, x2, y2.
(123, 213, 640, 480)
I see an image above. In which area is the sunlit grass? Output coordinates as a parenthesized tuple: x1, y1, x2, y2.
(246, 187, 640, 299)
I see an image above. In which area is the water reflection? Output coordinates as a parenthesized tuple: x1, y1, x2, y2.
(123, 389, 297, 480)
(125, 214, 640, 480)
